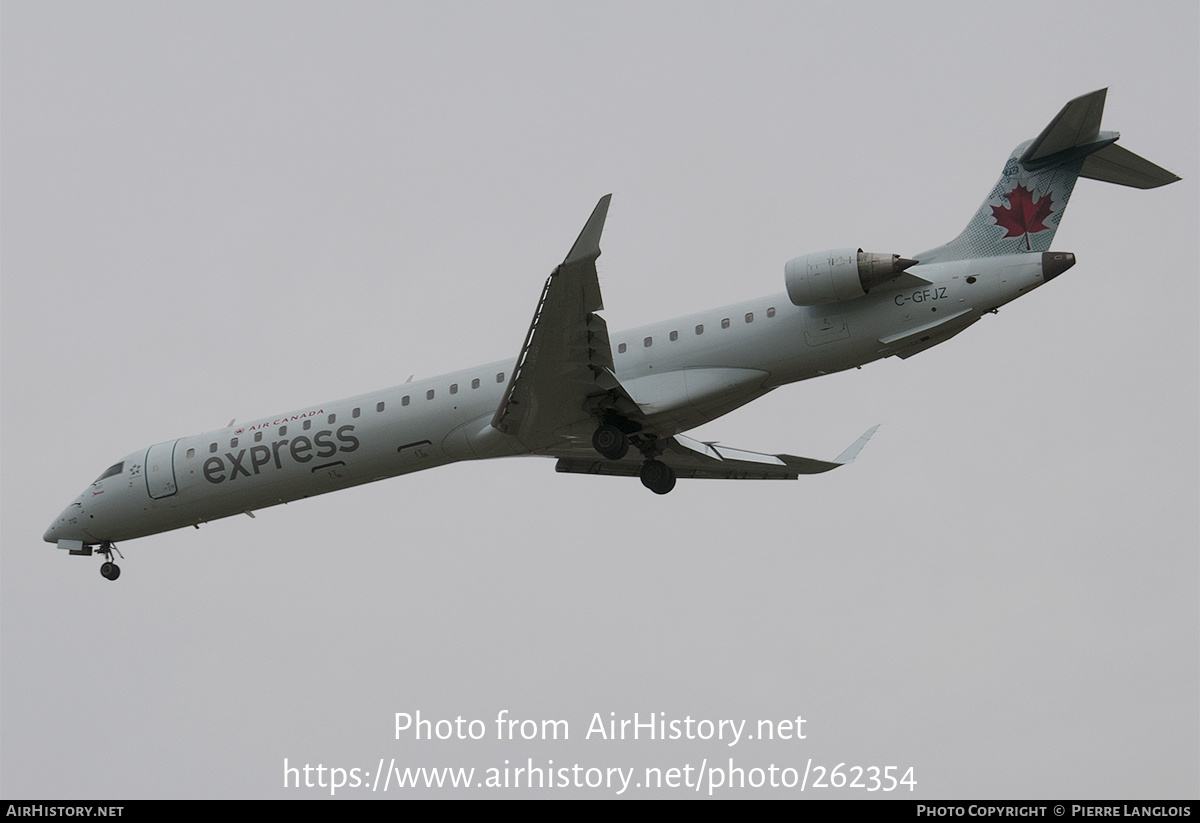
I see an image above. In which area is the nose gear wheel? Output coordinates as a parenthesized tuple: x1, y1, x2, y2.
(97, 542, 123, 581)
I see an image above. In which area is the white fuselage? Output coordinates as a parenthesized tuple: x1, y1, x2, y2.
(44, 253, 1050, 547)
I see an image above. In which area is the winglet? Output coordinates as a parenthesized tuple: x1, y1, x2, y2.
(834, 424, 880, 465)
(563, 194, 611, 266)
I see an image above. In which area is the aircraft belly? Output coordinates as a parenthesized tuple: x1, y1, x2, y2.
(622, 367, 769, 417)
(444, 413, 527, 459)
(622, 370, 688, 415)
(641, 390, 771, 433)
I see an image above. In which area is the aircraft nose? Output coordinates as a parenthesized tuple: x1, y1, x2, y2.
(44, 497, 86, 545)
(44, 519, 63, 544)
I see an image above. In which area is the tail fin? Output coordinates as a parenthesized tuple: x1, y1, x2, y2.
(918, 89, 1180, 264)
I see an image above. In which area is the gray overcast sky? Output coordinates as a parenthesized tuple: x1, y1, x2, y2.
(3, 0, 1197, 799)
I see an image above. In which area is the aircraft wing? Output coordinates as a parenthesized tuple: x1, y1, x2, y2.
(553, 426, 879, 480)
(492, 195, 639, 445)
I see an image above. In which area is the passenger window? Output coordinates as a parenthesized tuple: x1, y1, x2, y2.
(426, 389, 435, 400)
(450, 384, 458, 395)
(279, 426, 287, 436)
(209, 443, 217, 453)
(644, 337, 652, 348)
(376, 402, 385, 412)
(254, 432, 263, 442)
(186, 448, 195, 459)
(471, 378, 480, 389)
(496, 372, 505, 383)
(230, 437, 238, 448)
(695, 324, 704, 335)
(352, 407, 361, 418)
(618, 343, 627, 354)
(745, 312, 754, 323)
(767, 306, 776, 318)
(328, 413, 336, 424)
(721, 318, 730, 329)
(670, 330, 678, 342)
(302, 420, 312, 430)
(402, 395, 410, 406)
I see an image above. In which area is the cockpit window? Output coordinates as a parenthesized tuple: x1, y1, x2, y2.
(95, 462, 124, 483)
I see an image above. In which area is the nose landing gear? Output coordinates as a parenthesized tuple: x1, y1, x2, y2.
(97, 542, 123, 581)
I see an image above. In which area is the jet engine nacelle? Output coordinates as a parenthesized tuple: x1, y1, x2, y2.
(784, 248, 918, 306)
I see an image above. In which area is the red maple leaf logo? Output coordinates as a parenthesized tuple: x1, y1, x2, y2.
(991, 184, 1053, 250)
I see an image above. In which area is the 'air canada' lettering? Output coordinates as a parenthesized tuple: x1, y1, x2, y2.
(203, 425, 360, 484)
(238, 409, 325, 433)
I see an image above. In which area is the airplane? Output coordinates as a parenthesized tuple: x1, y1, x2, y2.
(44, 89, 1179, 580)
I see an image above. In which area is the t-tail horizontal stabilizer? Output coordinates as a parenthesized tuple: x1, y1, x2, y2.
(918, 89, 1180, 264)
(1021, 88, 1181, 188)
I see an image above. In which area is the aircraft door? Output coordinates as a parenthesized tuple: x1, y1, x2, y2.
(397, 439, 436, 467)
(804, 310, 850, 346)
(144, 440, 179, 499)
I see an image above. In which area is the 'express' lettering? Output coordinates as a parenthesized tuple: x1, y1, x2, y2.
(202, 425, 360, 484)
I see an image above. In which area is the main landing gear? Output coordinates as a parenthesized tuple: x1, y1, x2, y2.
(98, 542, 122, 581)
(591, 424, 629, 460)
(592, 423, 677, 494)
(639, 459, 676, 495)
